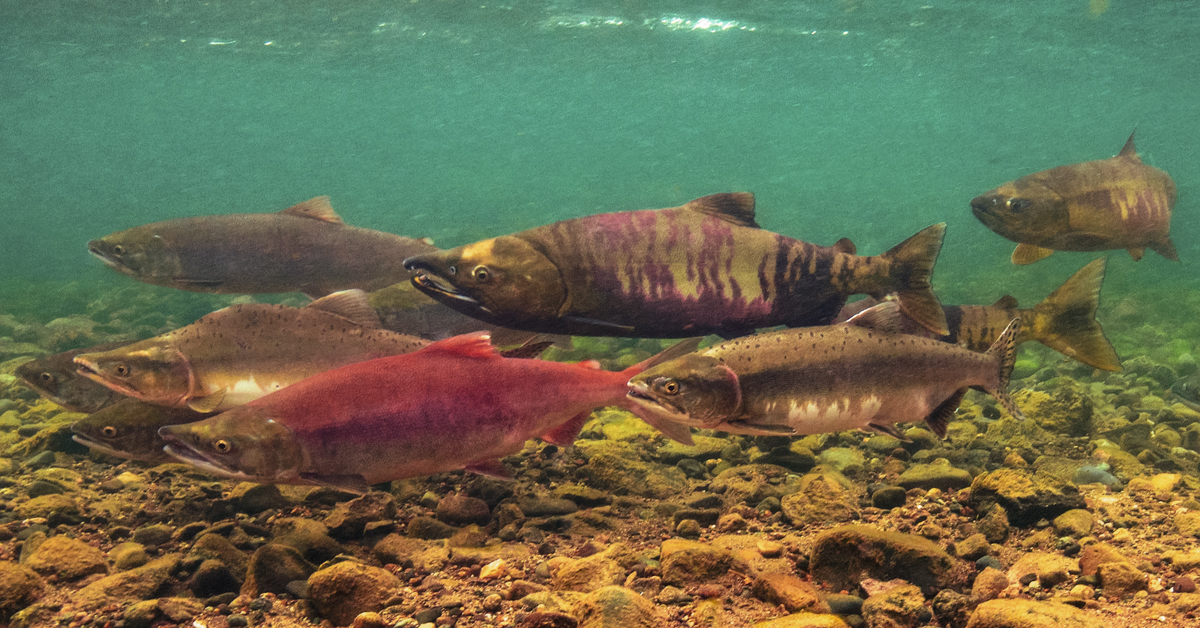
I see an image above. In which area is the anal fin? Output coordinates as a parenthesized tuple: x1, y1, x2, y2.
(465, 458, 515, 480)
(1012, 243, 1055, 265)
(866, 422, 911, 441)
(924, 388, 966, 439)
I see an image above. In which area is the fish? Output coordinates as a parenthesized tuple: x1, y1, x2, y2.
(833, 258, 1120, 371)
(403, 193, 949, 338)
(625, 301, 1023, 446)
(16, 341, 135, 412)
(971, 132, 1177, 265)
(157, 332, 701, 493)
(1168, 375, 1200, 413)
(88, 196, 440, 297)
(73, 290, 429, 413)
(71, 398, 208, 462)
(368, 279, 574, 349)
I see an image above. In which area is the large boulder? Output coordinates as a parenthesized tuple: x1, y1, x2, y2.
(809, 525, 964, 595)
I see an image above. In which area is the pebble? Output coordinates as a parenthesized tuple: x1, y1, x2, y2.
(676, 519, 702, 538)
(756, 540, 783, 558)
(481, 593, 503, 612)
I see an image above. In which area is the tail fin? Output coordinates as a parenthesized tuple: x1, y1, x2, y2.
(983, 318, 1024, 420)
(880, 223, 948, 336)
(1029, 258, 1121, 372)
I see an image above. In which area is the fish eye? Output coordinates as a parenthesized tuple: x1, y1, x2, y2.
(1005, 198, 1032, 212)
(660, 379, 681, 395)
(448, 265, 457, 276)
(114, 364, 131, 377)
(473, 266, 491, 282)
(39, 372, 54, 383)
(112, 245, 126, 256)
(101, 426, 118, 438)
(213, 439, 233, 453)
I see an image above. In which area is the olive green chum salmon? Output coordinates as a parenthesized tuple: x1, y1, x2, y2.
(404, 193, 949, 338)
(88, 196, 439, 297)
(835, 258, 1120, 372)
(626, 302, 1022, 446)
(71, 398, 208, 462)
(16, 341, 134, 412)
(971, 133, 1177, 265)
(73, 290, 428, 413)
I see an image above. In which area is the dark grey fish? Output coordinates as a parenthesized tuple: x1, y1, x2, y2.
(16, 341, 134, 412)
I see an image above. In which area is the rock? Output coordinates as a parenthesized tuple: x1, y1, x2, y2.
(0, 561, 44, 617)
(372, 534, 449, 573)
(862, 583, 926, 628)
(673, 508, 721, 527)
(325, 492, 398, 539)
(1077, 544, 1130, 576)
(1176, 511, 1200, 538)
(968, 468, 1085, 527)
(272, 517, 344, 563)
(781, 472, 859, 527)
(407, 516, 457, 540)
(189, 558, 241, 597)
(519, 497, 579, 517)
(1052, 509, 1094, 538)
(70, 554, 181, 611)
(716, 513, 747, 533)
(656, 435, 729, 463)
(1015, 380, 1094, 437)
(1007, 552, 1079, 588)
(227, 483, 286, 513)
(815, 447, 864, 473)
(675, 519, 702, 538)
(552, 485, 612, 508)
(977, 505, 1011, 543)
(109, 542, 149, 571)
(751, 573, 830, 613)
(872, 486, 908, 509)
(825, 594, 864, 615)
(124, 597, 205, 628)
(132, 523, 175, 547)
(521, 590, 587, 613)
(710, 464, 803, 507)
(953, 534, 990, 561)
(809, 525, 964, 595)
(242, 544, 316, 597)
(577, 452, 688, 499)
(24, 535, 109, 581)
(308, 561, 401, 626)
(972, 567, 1010, 602)
(897, 461, 973, 491)
(931, 589, 976, 628)
(570, 585, 662, 628)
(660, 539, 735, 586)
(751, 614, 851, 627)
(1096, 562, 1147, 598)
(553, 544, 635, 592)
(519, 611, 579, 628)
(964, 599, 1103, 628)
(13, 494, 78, 522)
(436, 494, 491, 526)
(189, 533, 249, 578)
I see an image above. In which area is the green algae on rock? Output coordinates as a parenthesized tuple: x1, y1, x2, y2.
(808, 525, 964, 596)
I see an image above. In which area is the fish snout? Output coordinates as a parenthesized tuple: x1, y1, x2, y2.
(402, 255, 436, 272)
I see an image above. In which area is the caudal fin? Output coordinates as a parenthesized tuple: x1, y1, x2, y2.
(880, 223, 948, 336)
(1029, 258, 1122, 372)
(983, 318, 1024, 420)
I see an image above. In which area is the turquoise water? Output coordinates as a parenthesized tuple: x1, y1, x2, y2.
(1, 0, 1197, 309)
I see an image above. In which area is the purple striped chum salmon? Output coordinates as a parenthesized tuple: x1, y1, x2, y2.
(834, 258, 1121, 372)
(626, 301, 1023, 446)
(971, 133, 1177, 265)
(88, 196, 439, 297)
(404, 193, 948, 338)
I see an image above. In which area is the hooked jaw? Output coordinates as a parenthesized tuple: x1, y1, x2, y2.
(403, 256, 483, 307)
(626, 381, 690, 422)
(158, 427, 246, 480)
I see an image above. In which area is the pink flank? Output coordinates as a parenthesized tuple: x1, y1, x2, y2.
(243, 332, 638, 483)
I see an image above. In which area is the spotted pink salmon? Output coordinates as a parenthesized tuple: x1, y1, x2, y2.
(157, 333, 700, 493)
(971, 133, 1177, 265)
(626, 302, 1022, 445)
(404, 193, 948, 338)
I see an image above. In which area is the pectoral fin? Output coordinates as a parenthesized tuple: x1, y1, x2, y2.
(300, 472, 370, 494)
(1012, 243, 1054, 265)
(632, 413, 695, 446)
(1127, 247, 1145, 261)
(866, 422, 910, 441)
(1148, 236, 1179, 262)
(465, 458, 515, 480)
(186, 389, 226, 414)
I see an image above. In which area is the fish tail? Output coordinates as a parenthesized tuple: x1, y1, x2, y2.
(1029, 258, 1122, 372)
(983, 317, 1024, 420)
(878, 223, 948, 336)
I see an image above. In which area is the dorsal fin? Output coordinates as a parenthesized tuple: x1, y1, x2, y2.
(832, 238, 857, 255)
(419, 331, 499, 359)
(683, 193, 759, 228)
(1117, 131, 1139, 161)
(281, 196, 344, 224)
(305, 290, 381, 329)
(843, 300, 903, 333)
(992, 295, 1019, 309)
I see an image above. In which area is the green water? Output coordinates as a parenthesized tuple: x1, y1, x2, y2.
(1, 0, 1196, 313)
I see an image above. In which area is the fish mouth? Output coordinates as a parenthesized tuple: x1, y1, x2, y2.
(70, 433, 156, 462)
(73, 360, 141, 399)
(626, 382, 689, 420)
(87, 241, 125, 271)
(161, 441, 245, 479)
(409, 271, 483, 306)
